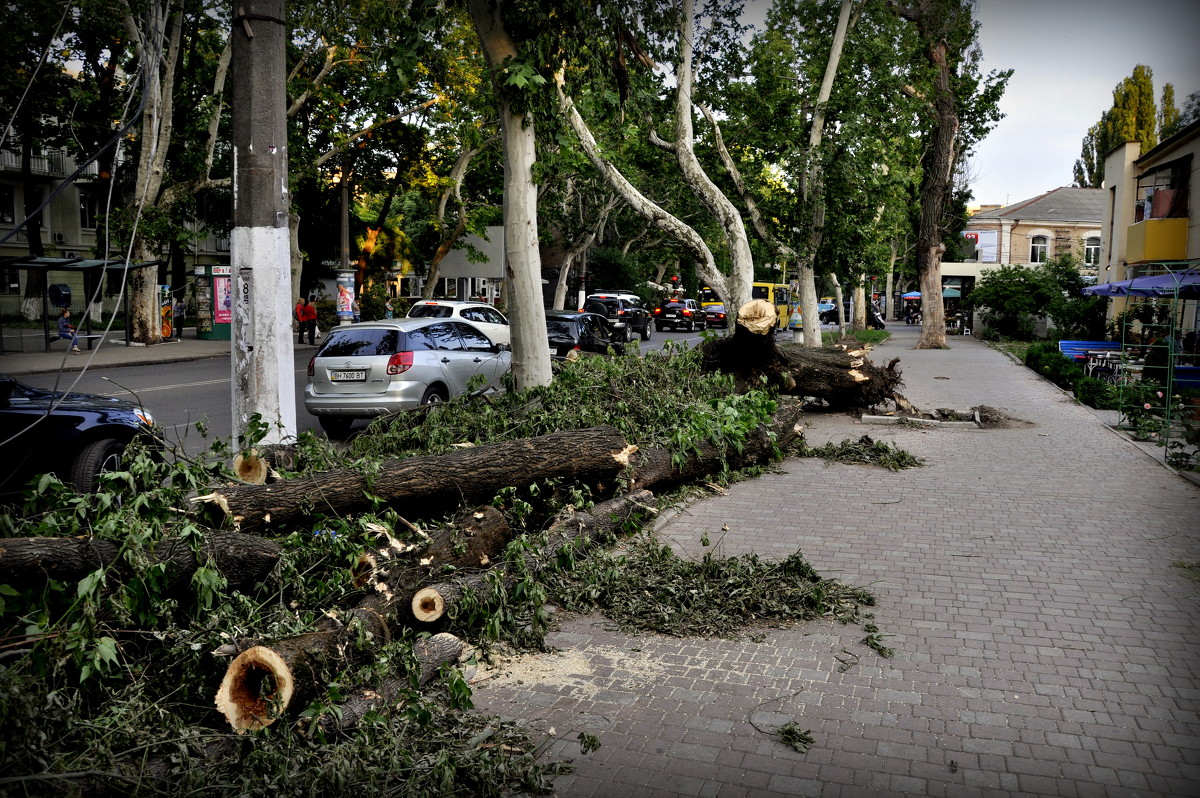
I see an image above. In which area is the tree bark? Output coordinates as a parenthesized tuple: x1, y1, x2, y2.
(0, 531, 281, 594)
(410, 490, 658, 624)
(468, 0, 552, 390)
(310, 633, 465, 736)
(193, 426, 634, 532)
(350, 505, 514, 594)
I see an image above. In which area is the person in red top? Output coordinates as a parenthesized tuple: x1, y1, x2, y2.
(295, 296, 317, 345)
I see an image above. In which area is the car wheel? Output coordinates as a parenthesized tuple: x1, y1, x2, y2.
(687, 319, 695, 332)
(319, 415, 354, 439)
(421, 385, 449, 405)
(69, 437, 126, 492)
(641, 323, 652, 341)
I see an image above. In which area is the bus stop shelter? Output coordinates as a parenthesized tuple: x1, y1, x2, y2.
(0, 256, 161, 354)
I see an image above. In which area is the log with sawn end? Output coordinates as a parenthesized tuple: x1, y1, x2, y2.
(410, 490, 657, 624)
(193, 426, 635, 532)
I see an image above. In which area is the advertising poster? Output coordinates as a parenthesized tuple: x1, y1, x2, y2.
(213, 265, 233, 324)
(159, 285, 174, 338)
(962, 230, 999, 263)
(336, 271, 355, 319)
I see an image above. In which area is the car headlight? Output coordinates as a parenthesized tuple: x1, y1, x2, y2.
(136, 409, 155, 427)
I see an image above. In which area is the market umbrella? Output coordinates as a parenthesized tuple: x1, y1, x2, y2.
(1124, 269, 1200, 298)
(901, 291, 921, 299)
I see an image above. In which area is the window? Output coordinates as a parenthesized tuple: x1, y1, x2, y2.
(1030, 235, 1048, 263)
(0, 184, 14, 225)
(1084, 237, 1100, 266)
(3, 267, 19, 295)
(79, 193, 100, 229)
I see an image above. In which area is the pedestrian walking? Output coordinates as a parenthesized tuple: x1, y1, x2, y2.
(384, 298, 394, 319)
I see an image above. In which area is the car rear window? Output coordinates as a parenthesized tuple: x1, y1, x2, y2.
(408, 304, 453, 318)
(547, 320, 576, 336)
(317, 328, 401, 357)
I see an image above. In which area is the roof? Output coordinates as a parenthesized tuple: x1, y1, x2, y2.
(0, 256, 160, 272)
(969, 187, 1105, 224)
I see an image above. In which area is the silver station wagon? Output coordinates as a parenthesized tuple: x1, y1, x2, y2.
(304, 318, 511, 437)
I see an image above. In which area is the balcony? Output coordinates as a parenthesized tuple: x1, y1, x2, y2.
(1125, 217, 1188, 263)
(0, 148, 67, 176)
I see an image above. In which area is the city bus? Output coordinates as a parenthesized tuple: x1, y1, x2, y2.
(751, 282, 791, 328)
(699, 283, 792, 327)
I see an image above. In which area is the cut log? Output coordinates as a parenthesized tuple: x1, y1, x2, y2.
(214, 603, 392, 733)
(309, 632, 466, 736)
(410, 490, 658, 624)
(350, 505, 513, 591)
(628, 400, 807, 493)
(193, 426, 635, 532)
(0, 531, 281, 593)
(700, 300, 906, 410)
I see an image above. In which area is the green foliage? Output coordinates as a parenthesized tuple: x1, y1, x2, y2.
(1039, 255, 1108, 340)
(1073, 376, 1120, 411)
(776, 723, 815, 753)
(794, 435, 925, 472)
(1079, 64, 1160, 184)
(968, 264, 1054, 339)
(1023, 342, 1084, 390)
(351, 344, 775, 459)
(542, 534, 877, 640)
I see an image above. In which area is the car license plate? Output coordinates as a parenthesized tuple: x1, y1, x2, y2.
(330, 370, 366, 382)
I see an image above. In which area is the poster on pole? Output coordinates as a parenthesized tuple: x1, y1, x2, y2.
(213, 265, 232, 324)
(336, 271, 355, 319)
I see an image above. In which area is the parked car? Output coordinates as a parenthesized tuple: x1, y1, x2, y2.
(653, 299, 707, 332)
(0, 374, 160, 496)
(818, 302, 839, 325)
(545, 311, 621, 358)
(304, 319, 511, 437)
(703, 303, 730, 328)
(406, 300, 511, 345)
(582, 294, 652, 342)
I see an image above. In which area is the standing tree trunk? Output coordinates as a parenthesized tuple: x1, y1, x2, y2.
(123, 0, 184, 345)
(896, 0, 971, 350)
(468, 0, 551, 390)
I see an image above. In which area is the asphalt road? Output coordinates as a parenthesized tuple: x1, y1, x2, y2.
(19, 327, 718, 454)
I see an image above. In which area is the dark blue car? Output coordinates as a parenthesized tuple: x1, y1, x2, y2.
(0, 374, 160, 496)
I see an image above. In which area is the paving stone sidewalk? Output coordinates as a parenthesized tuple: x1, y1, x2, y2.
(470, 326, 1200, 797)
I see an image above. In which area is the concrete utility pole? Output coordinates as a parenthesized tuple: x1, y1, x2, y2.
(230, 0, 296, 445)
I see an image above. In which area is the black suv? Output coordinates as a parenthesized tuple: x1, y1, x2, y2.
(0, 374, 160, 496)
(545, 311, 622, 358)
(653, 298, 708, 332)
(582, 294, 652, 342)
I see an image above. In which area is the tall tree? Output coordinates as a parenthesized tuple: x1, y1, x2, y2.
(1158, 82, 1180, 140)
(467, 0, 551, 390)
(1077, 64, 1159, 188)
(895, 0, 1006, 349)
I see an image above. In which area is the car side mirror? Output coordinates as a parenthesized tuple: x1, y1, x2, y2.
(493, 342, 511, 353)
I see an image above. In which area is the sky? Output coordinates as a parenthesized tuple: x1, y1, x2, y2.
(970, 0, 1200, 207)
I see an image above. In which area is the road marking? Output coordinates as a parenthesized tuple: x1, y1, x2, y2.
(94, 377, 230, 396)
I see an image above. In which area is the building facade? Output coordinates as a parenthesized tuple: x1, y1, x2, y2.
(964, 186, 1106, 274)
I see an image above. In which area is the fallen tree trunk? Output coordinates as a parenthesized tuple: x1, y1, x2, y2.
(410, 490, 658, 624)
(309, 632, 466, 736)
(0, 531, 281, 593)
(194, 426, 634, 532)
(700, 300, 906, 410)
(628, 399, 807, 493)
(350, 505, 514, 592)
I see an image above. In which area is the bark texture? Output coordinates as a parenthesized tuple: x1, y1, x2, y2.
(0, 532, 281, 594)
(410, 490, 658, 624)
(193, 427, 634, 532)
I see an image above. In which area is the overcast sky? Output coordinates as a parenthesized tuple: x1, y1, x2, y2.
(970, 0, 1200, 208)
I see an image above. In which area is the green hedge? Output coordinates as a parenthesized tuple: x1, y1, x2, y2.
(1024, 341, 1120, 410)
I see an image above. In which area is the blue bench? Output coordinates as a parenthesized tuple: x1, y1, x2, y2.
(1057, 340, 1121, 362)
(1174, 366, 1200, 390)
